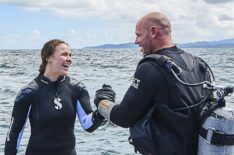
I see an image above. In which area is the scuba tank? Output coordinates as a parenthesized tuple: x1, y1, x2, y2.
(198, 107, 234, 155)
(198, 87, 234, 155)
(161, 54, 234, 155)
(162, 55, 234, 155)
(142, 54, 234, 154)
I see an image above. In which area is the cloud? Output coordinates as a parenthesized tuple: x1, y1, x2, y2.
(1, 0, 234, 22)
(0, 30, 45, 49)
(0, 0, 234, 47)
(0, 0, 159, 21)
(29, 30, 41, 40)
(218, 15, 234, 21)
(65, 29, 82, 44)
(203, 0, 234, 4)
(1, 33, 21, 43)
(1, 0, 233, 26)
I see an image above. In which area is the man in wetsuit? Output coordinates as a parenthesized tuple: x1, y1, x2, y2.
(5, 39, 105, 155)
(94, 12, 211, 154)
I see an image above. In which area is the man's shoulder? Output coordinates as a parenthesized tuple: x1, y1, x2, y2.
(137, 59, 160, 71)
(135, 58, 163, 80)
(137, 54, 168, 70)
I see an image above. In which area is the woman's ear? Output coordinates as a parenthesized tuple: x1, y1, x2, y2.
(46, 56, 52, 63)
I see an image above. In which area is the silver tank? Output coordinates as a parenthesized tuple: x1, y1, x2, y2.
(198, 107, 234, 155)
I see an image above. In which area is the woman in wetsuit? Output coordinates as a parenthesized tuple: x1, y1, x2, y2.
(5, 39, 105, 155)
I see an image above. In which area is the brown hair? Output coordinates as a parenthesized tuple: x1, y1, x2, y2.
(39, 39, 69, 75)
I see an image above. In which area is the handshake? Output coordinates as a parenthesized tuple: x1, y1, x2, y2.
(94, 84, 116, 107)
(92, 84, 116, 126)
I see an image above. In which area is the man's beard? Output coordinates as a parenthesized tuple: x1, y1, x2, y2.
(142, 48, 153, 57)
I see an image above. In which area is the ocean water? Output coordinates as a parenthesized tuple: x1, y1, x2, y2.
(0, 48, 233, 155)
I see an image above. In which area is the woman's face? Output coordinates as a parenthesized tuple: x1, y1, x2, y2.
(47, 43, 72, 77)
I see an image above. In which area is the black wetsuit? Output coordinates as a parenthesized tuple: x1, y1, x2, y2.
(110, 46, 211, 155)
(5, 75, 102, 155)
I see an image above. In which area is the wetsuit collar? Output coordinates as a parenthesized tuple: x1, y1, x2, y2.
(40, 75, 66, 85)
(157, 45, 183, 55)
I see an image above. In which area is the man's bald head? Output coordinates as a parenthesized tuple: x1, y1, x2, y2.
(138, 12, 171, 35)
(135, 12, 174, 55)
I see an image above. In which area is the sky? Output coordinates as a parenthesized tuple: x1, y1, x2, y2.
(0, 0, 234, 49)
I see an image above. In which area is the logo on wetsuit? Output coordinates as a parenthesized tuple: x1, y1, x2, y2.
(6, 117, 14, 141)
(54, 97, 62, 110)
(131, 77, 140, 89)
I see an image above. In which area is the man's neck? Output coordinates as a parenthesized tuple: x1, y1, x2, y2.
(154, 37, 174, 53)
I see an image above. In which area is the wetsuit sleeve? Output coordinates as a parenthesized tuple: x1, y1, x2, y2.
(74, 83, 103, 133)
(110, 62, 166, 127)
(5, 86, 34, 155)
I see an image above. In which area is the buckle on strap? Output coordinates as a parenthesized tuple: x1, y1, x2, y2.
(200, 127, 234, 146)
(205, 127, 224, 145)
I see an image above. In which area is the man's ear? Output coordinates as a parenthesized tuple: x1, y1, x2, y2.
(151, 26, 158, 39)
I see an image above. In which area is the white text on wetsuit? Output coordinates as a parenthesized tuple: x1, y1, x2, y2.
(131, 78, 140, 89)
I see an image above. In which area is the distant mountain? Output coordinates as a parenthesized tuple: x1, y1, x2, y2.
(82, 38, 234, 49)
(83, 42, 137, 49)
(178, 38, 234, 48)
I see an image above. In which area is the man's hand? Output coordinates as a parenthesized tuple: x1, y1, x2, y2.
(94, 84, 116, 107)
